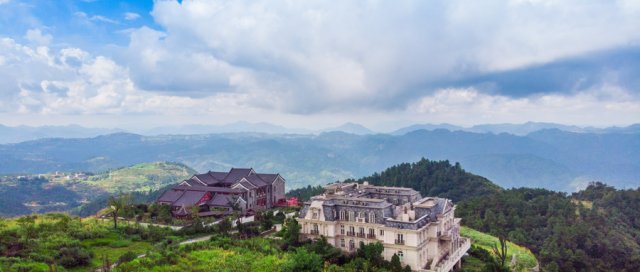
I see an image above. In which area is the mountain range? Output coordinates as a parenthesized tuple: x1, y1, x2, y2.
(0, 128, 637, 192)
(2, 121, 638, 144)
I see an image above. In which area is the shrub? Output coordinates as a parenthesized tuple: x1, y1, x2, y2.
(56, 246, 93, 268)
(118, 251, 139, 264)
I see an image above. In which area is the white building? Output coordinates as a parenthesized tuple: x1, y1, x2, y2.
(297, 182, 470, 272)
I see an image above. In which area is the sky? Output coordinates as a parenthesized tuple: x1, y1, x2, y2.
(0, 0, 639, 131)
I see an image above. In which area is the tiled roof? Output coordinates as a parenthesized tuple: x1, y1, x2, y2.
(208, 194, 234, 206)
(245, 175, 268, 187)
(173, 190, 207, 206)
(257, 173, 279, 184)
(173, 185, 246, 193)
(192, 173, 220, 185)
(222, 168, 254, 183)
(238, 180, 257, 189)
(157, 189, 185, 203)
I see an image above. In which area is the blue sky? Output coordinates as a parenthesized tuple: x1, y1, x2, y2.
(0, 0, 639, 130)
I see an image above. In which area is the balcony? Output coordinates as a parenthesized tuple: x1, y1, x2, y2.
(394, 239, 405, 245)
(367, 233, 376, 239)
(357, 232, 365, 238)
(310, 229, 319, 235)
(346, 231, 355, 237)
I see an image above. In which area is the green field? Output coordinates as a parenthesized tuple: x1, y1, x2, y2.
(461, 226, 538, 271)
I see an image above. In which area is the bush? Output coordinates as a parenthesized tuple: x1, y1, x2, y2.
(56, 246, 93, 268)
(118, 251, 139, 264)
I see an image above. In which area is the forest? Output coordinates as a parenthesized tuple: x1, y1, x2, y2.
(290, 158, 640, 271)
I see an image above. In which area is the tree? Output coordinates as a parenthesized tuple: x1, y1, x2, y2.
(217, 217, 232, 236)
(390, 253, 402, 272)
(282, 248, 323, 272)
(492, 236, 508, 267)
(282, 217, 301, 249)
(107, 194, 131, 229)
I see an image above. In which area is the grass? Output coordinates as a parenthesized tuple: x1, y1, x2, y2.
(460, 255, 487, 272)
(74, 231, 154, 271)
(460, 226, 538, 272)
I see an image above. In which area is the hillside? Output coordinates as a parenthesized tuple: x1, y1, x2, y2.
(290, 160, 640, 271)
(0, 162, 195, 217)
(1, 129, 636, 191)
(460, 227, 538, 272)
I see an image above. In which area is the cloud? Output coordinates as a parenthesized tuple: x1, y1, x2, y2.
(113, 0, 640, 115)
(24, 29, 51, 45)
(75, 11, 119, 24)
(408, 86, 640, 126)
(124, 12, 140, 21)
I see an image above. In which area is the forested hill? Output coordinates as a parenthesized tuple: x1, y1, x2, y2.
(344, 158, 502, 202)
(290, 160, 640, 271)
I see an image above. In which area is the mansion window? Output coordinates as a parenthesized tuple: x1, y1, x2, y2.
(358, 211, 365, 222)
(340, 225, 345, 235)
(397, 251, 404, 260)
(380, 229, 384, 236)
(369, 212, 376, 223)
(348, 211, 355, 221)
(340, 210, 346, 220)
(312, 211, 318, 220)
(340, 238, 345, 247)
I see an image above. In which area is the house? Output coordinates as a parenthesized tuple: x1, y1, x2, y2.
(297, 182, 470, 272)
(156, 168, 286, 218)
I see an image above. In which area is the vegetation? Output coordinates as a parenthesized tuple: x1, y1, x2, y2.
(0, 213, 173, 271)
(344, 158, 502, 202)
(292, 160, 640, 271)
(460, 227, 537, 272)
(0, 162, 195, 217)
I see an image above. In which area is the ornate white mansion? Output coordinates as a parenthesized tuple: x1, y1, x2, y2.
(297, 182, 470, 272)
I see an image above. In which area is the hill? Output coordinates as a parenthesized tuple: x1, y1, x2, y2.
(290, 160, 640, 271)
(0, 129, 637, 191)
(0, 162, 195, 217)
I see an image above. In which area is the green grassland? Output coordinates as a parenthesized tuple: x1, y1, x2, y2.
(461, 226, 538, 272)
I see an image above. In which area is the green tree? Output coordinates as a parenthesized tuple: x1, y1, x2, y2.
(390, 254, 402, 272)
(107, 194, 131, 229)
(282, 217, 301, 249)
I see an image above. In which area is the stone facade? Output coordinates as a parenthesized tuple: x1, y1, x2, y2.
(297, 182, 470, 272)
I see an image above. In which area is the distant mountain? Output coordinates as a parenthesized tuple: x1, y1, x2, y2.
(0, 124, 123, 144)
(392, 122, 640, 136)
(0, 129, 637, 192)
(322, 122, 375, 135)
(391, 123, 463, 135)
(142, 121, 312, 135)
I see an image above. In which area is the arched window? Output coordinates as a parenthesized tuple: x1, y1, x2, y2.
(369, 212, 376, 223)
(340, 210, 346, 220)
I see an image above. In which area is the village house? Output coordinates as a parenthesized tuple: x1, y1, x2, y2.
(156, 168, 286, 218)
(297, 182, 470, 272)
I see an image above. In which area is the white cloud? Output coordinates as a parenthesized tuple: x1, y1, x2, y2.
(124, 12, 140, 21)
(24, 29, 52, 45)
(74, 11, 119, 24)
(408, 86, 640, 127)
(114, 0, 640, 115)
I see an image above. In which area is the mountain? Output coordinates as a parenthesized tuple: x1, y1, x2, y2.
(0, 162, 195, 217)
(0, 124, 123, 144)
(322, 122, 376, 135)
(393, 122, 640, 136)
(390, 123, 463, 135)
(142, 121, 312, 135)
(0, 129, 638, 191)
